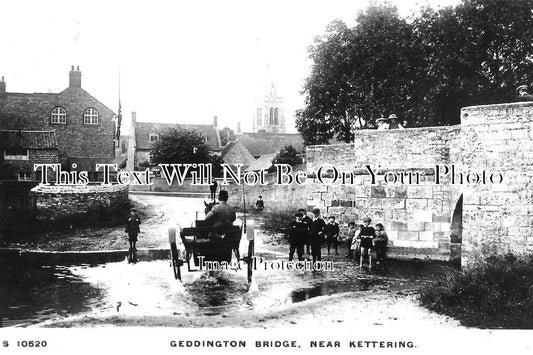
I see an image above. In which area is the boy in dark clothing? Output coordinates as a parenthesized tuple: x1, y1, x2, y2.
(255, 195, 264, 211)
(125, 208, 141, 250)
(288, 212, 307, 261)
(298, 208, 312, 255)
(324, 216, 340, 255)
(309, 208, 326, 263)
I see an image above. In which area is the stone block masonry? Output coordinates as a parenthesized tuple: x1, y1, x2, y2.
(305, 126, 462, 262)
(30, 184, 129, 223)
(460, 102, 533, 267)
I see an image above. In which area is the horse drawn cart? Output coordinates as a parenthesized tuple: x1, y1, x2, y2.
(168, 216, 255, 285)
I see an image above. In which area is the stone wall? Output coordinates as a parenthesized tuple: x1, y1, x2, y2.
(305, 126, 462, 261)
(460, 102, 533, 266)
(226, 172, 306, 213)
(30, 184, 129, 222)
(129, 177, 211, 194)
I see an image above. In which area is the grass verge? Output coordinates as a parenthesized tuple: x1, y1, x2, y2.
(419, 253, 533, 328)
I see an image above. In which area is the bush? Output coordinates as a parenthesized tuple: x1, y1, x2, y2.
(419, 253, 533, 328)
(252, 207, 299, 236)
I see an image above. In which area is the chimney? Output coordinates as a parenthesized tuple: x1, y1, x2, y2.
(0, 76, 5, 98)
(69, 65, 82, 88)
(236, 122, 241, 134)
(213, 115, 218, 128)
(131, 111, 137, 123)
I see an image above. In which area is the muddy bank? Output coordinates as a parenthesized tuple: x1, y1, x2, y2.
(0, 197, 160, 252)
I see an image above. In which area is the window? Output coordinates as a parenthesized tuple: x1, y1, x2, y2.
(269, 107, 274, 125)
(149, 133, 159, 142)
(17, 172, 32, 181)
(4, 148, 29, 160)
(51, 107, 66, 124)
(274, 108, 279, 125)
(83, 108, 99, 124)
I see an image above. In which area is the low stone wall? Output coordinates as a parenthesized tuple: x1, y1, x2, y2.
(31, 184, 129, 222)
(129, 177, 211, 193)
(226, 172, 306, 213)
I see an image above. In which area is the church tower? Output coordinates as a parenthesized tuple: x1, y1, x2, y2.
(254, 81, 286, 133)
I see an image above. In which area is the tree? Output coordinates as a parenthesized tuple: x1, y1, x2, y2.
(149, 128, 211, 165)
(297, 0, 533, 142)
(298, 3, 423, 144)
(272, 145, 301, 166)
(219, 126, 236, 147)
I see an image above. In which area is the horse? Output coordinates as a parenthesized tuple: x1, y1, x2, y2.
(204, 200, 217, 216)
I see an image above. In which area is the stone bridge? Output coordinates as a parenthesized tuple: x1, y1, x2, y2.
(305, 102, 533, 267)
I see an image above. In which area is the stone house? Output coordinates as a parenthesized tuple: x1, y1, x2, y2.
(220, 140, 256, 169)
(0, 129, 58, 181)
(0, 67, 116, 180)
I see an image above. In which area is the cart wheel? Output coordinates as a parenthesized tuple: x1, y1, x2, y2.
(247, 239, 254, 285)
(170, 242, 181, 281)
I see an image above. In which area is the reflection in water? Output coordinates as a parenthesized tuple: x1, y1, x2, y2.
(289, 278, 384, 303)
(184, 273, 248, 315)
(0, 258, 106, 327)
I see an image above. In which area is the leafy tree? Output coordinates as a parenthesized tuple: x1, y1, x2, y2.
(220, 126, 236, 147)
(149, 128, 211, 165)
(298, 3, 423, 144)
(272, 145, 301, 166)
(297, 0, 533, 142)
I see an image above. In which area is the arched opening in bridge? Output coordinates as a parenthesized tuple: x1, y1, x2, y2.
(450, 194, 463, 267)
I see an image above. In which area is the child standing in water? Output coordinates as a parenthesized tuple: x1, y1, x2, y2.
(125, 208, 141, 250)
(346, 222, 357, 258)
(374, 223, 388, 265)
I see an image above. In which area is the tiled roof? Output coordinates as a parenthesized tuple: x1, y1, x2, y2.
(220, 140, 237, 157)
(245, 153, 277, 171)
(0, 129, 58, 149)
(237, 132, 304, 157)
(135, 122, 221, 151)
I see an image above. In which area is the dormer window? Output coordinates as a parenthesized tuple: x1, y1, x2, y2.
(149, 133, 160, 142)
(51, 107, 67, 124)
(83, 108, 99, 124)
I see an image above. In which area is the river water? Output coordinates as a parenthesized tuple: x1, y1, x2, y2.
(0, 195, 451, 327)
(0, 251, 444, 327)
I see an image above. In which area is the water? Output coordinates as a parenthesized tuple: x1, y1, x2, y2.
(0, 262, 107, 327)
(0, 252, 445, 327)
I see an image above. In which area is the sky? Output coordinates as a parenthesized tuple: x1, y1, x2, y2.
(0, 0, 460, 134)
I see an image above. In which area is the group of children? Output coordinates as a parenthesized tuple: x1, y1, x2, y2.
(287, 211, 388, 269)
